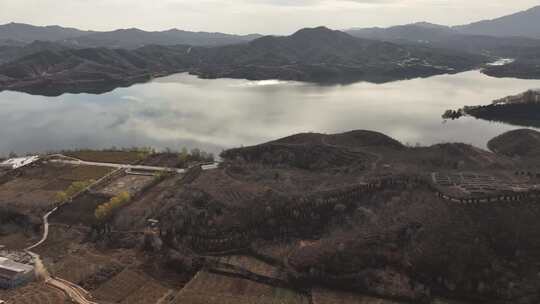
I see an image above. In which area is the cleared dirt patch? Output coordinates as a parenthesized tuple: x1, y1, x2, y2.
(98, 174, 155, 197)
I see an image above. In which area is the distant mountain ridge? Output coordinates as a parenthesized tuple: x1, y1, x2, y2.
(454, 6, 540, 38)
(0, 22, 262, 48)
(348, 5, 540, 41)
(0, 22, 92, 44)
(64, 28, 262, 49)
(346, 22, 540, 58)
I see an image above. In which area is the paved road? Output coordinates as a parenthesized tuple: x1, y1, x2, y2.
(50, 159, 188, 173)
(50, 157, 220, 174)
(26, 208, 56, 251)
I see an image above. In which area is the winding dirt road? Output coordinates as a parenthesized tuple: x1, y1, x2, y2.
(25, 207, 99, 304)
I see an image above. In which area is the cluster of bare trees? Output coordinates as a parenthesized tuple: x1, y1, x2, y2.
(169, 175, 428, 254)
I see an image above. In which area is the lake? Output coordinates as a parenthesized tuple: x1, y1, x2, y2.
(0, 71, 539, 156)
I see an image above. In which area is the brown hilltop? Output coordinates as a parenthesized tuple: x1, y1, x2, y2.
(488, 128, 540, 158)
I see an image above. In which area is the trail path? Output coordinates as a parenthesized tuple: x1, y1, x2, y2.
(25, 207, 99, 304)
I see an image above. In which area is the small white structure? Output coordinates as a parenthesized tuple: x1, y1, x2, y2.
(0, 257, 34, 289)
(0, 156, 39, 170)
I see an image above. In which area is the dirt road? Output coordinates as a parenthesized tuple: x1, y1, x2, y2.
(25, 208, 99, 304)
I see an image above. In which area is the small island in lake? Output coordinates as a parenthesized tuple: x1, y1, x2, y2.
(443, 89, 540, 128)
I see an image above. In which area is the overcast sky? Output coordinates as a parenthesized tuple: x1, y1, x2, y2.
(0, 0, 539, 35)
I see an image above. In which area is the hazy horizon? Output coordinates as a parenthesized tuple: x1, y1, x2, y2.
(0, 0, 539, 35)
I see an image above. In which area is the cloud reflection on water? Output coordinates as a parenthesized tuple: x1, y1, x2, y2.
(0, 71, 539, 156)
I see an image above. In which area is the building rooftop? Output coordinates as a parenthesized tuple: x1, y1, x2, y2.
(0, 156, 39, 169)
(0, 257, 34, 279)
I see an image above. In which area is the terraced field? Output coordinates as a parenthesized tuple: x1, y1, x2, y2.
(172, 271, 308, 304)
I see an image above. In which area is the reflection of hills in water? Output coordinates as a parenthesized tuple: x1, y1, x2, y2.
(443, 89, 540, 129)
(467, 102, 540, 129)
(466, 90, 540, 128)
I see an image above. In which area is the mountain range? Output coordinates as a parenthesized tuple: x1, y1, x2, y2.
(348, 5, 540, 42)
(1, 6, 540, 95)
(0, 22, 261, 48)
(0, 27, 487, 95)
(346, 22, 540, 57)
(1, 5, 540, 50)
(454, 5, 540, 38)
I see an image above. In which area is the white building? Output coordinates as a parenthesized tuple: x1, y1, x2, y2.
(0, 156, 39, 170)
(0, 257, 34, 289)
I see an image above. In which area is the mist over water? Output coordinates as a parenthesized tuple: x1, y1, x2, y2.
(0, 71, 538, 156)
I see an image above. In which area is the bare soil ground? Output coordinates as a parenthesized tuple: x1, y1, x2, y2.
(97, 174, 154, 197)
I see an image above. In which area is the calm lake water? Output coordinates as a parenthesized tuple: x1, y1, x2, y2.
(0, 71, 539, 156)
